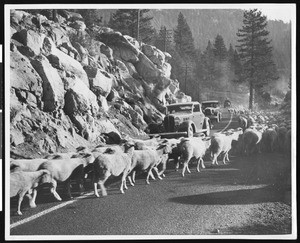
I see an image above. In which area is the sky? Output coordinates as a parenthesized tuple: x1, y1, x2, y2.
(249, 5, 294, 23)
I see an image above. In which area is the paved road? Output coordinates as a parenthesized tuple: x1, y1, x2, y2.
(9, 111, 291, 236)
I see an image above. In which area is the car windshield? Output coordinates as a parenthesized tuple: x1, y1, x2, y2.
(167, 104, 193, 114)
(202, 102, 219, 109)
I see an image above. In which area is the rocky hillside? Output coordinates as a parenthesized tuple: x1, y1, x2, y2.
(9, 9, 190, 159)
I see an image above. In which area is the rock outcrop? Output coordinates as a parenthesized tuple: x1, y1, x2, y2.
(9, 9, 189, 158)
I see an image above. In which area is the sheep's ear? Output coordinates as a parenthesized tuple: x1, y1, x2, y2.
(199, 133, 205, 138)
(157, 144, 167, 150)
(83, 153, 92, 158)
(42, 170, 50, 175)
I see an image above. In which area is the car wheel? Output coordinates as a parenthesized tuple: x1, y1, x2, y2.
(187, 125, 194, 137)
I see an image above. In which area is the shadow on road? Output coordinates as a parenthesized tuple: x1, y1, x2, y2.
(168, 184, 288, 205)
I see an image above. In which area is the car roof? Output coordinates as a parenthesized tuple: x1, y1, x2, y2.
(166, 102, 199, 107)
(201, 100, 219, 104)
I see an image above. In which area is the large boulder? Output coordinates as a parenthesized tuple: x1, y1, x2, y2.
(64, 79, 99, 116)
(42, 37, 89, 87)
(57, 10, 83, 22)
(48, 26, 69, 47)
(69, 20, 86, 31)
(84, 66, 113, 98)
(10, 50, 43, 106)
(30, 55, 65, 112)
(12, 29, 45, 56)
(98, 31, 140, 63)
(134, 52, 161, 82)
(72, 42, 89, 65)
(161, 62, 171, 78)
(124, 35, 140, 50)
(10, 10, 31, 25)
(100, 44, 114, 61)
(142, 44, 165, 68)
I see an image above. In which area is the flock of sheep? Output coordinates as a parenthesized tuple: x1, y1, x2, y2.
(10, 109, 291, 216)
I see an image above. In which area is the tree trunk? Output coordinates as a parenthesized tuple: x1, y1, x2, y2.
(53, 10, 58, 22)
(249, 80, 254, 110)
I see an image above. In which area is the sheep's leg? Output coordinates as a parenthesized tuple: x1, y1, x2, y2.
(182, 161, 188, 177)
(200, 157, 205, 169)
(65, 179, 73, 200)
(196, 157, 201, 172)
(50, 180, 62, 201)
(146, 168, 156, 184)
(122, 168, 132, 191)
(120, 177, 125, 194)
(28, 189, 37, 208)
(222, 153, 227, 165)
(174, 157, 179, 171)
(158, 162, 167, 177)
(212, 154, 218, 165)
(99, 180, 107, 197)
(17, 191, 26, 215)
(93, 182, 100, 198)
(127, 174, 134, 186)
(149, 169, 156, 180)
(225, 152, 230, 162)
(76, 165, 85, 194)
(153, 166, 163, 180)
(132, 171, 136, 184)
(186, 161, 191, 173)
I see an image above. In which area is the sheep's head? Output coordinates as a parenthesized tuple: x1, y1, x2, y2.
(39, 170, 52, 185)
(202, 137, 211, 149)
(157, 144, 172, 154)
(124, 142, 135, 153)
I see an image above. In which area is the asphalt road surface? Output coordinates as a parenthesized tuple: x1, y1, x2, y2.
(9, 110, 292, 237)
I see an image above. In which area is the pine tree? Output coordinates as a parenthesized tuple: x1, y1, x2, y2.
(108, 9, 155, 44)
(213, 34, 227, 61)
(154, 26, 173, 52)
(227, 43, 235, 64)
(173, 12, 195, 58)
(75, 10, 103, 28)
(202, 40, 216, 86)
(236, 9, 278, 109)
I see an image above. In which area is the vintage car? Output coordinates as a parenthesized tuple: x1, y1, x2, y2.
(148, 102, 211, 138)
(201, 100, 222, 123)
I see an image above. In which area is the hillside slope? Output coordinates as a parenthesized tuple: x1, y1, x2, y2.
(9, 9, 189, 158)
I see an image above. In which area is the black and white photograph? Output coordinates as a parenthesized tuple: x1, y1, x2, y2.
(4, 3, 296, 240)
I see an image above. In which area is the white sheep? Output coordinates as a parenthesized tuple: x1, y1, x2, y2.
(210, 128, 243, 165)
(38, 153, 95, 201)
(10, 169, 52, 215)
(131, 137, 161, 150)
(128, 144, 172, 185)
(44, 152, 79, 160)
(10, 158, 48, 172)
(159, 137, 186, 171)
(179, 137, 211, 177)
(92, 143, 135, 197)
